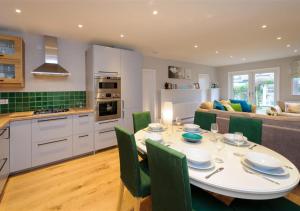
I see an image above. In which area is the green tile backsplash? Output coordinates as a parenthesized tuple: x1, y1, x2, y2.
(0, 91, 86, 114)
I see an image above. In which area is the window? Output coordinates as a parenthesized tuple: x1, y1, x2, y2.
(292, 78, 300, 95)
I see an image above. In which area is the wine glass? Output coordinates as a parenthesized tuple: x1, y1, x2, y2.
(215, 136, 225, 163)
(234, 132, 244, 147)
(211, 123, 219, 142)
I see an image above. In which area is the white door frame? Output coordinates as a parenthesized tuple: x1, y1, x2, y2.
(228, 67, 280, 103)
(142, 69, 157, 121)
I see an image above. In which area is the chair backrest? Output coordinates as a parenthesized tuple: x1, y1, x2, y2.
(115, 126, 142, 197)
(132, 111, 151, 133)
(194, 111, 217, 131)
(146, 139, 193, 211)
(229, 116, 263, 144)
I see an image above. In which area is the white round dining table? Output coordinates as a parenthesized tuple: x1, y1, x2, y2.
(134, 126, 300, 200)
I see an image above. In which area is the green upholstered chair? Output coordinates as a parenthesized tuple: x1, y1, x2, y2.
(229, 116, 263, 144)
(115, 126, 151, 211)
(194, 111, 217, 131)
(231, 197, 300, 211)
(132, 111, 151, 133)
(145, 139, 233, 211)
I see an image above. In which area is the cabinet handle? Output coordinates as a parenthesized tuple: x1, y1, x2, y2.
(0, 158, 7, 172)
(37, 138, 68, 146)
(0, 128, 8, 137)
(78, 134, 89, 138)
(37, 117, 67, 123)
(0, 54, 4, 57)
(97, 120, 118, 125)
(122, 100, 124, 109)
(0, 80, 4, 82)
(78, 114, 89, 118)
(98, 129, 114, 134)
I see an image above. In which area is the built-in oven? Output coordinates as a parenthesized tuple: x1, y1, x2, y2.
(96, 98, 121, 121)
(94, 76, 121, 94)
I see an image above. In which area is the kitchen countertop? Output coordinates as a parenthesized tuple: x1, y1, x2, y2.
(0, 108, 94, 128)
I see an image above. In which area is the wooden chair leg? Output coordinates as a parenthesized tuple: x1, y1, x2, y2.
(117, 181, 125, 211)
(134, 197, 142, 211)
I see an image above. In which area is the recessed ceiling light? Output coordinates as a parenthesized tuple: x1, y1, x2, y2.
(286, 44, 291, 48)
(153, 10, 158, 15)
(242, 58, 246, 61)
(261, 25, 267, 29)
(230, 55, 233, 58)
(276, 36, 282, 40)
(77, 24, 83, 28)
(15, 9, 21, 13)
(215, 50, 219, 54)
(294, 49, 298, 53)
(120, 34, 125, 38)
(194, 44, 198, 48)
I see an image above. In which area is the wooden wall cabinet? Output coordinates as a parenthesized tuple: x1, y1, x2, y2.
(0, 34, 25, 88)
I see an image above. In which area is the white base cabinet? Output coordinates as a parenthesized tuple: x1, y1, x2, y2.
(32, 136, 73, 167)
(94, 120, 118, 151)
(73, 132, 94, 156)
(10, 120, 32, 173)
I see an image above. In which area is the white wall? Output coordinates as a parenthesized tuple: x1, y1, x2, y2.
(143, 56, 217, 115)
(0, 29, 87, 91)
(216, 56, 300, 101)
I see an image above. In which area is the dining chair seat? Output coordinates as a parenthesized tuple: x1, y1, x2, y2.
(115, 126, 151, 211)
(229, 116, 263, 144)
(145, 139, 233, 211)
(231, 196, 300, 211)
(132, 111, 151, 133)
(194, 111, 217, 131)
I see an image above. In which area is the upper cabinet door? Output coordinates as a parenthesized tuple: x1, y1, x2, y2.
(120, 50, 143, 109)
(0, 35, 22, 60)
(92, 45, 121, 74)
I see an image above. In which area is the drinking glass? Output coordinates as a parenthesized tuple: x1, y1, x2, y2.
(234, 132, 244, 147)
(211, 123, 219, 142)
(175, 117, 182, 126)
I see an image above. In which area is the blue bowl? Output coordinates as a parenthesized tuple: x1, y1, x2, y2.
(182, 133, 202, 143)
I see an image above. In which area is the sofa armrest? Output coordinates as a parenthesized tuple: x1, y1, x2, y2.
(251, 104, 256, 113)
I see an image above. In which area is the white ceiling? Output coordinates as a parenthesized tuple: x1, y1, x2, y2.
(0, 0, 300, 67)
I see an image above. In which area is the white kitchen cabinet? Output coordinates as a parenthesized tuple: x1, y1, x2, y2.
(10, 120, 32, 172)
(32, 116, 73, 142)
(73, 113, 94, 134)
(73, 132, 94, 156)
(32, 136, 73, 167)
(92, 45, 121, 74)
(94, 120, 118, 151)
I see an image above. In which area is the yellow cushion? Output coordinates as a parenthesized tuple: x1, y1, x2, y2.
(200, 102, 213, 110)
(286, 103, 300, 113)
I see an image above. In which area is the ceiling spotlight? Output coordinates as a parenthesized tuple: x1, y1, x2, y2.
(276, 37, 282, 40)
(77, 24, 83, 28)
(294, 49, 299, 53)
(261, 25, 267, 29)
(15, 9, 21, 13)
(215, 50, 219, 54)
(120, 34, 125, 38)
(153, 10, 158, 15)
(286, 44, 291, 48)
(230, 55, 233, 58)
(194, 44, 198, 48)
(242, 58, 246, 61)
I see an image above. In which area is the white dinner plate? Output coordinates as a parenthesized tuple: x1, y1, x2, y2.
(184, 148, 211, 165)
(222, 138, 250, 147)
(144, 133, 163, 142)
(149, 123, 163, 130)
(183, 128, 201, 133)
(241, 159, 288, 176)
(188, 161, 215, 170)
(183, 124, 200, 131)
(246, 151, 282, 170)
(145, 127, 167, 132)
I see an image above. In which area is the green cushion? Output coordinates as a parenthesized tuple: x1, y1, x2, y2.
(229, 116, 262, 144)
(146, 139, 233, 211)
(132, 111, 151, 133)
(191, 185, 233, 211)
(231, 197, 300, 211)
(194, 111, 217, 131)
(231, 103, 242, 112)
(114, 126, 150, 197)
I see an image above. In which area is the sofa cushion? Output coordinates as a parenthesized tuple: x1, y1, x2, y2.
(230, 99, 252, 112)
(213, 100, 225, 111)
(231, 103, 242, 112)
(223, 104, 235, 112)
(285, 103, 300, 113)
(200, 101, 213, 110)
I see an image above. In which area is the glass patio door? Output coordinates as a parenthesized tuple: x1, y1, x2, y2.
(229, 68, 279, 113)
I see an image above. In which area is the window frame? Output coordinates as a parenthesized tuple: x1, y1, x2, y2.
(292, 77, 300, 96)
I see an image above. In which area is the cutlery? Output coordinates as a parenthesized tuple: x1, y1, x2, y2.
(285, 165, 293, 170)
(243, 167, 280, 185)
(205, 167, 224, 179)
(214, 157, 224, 163)
(233, 152, 245, 157)
(249, 144, 257, 150)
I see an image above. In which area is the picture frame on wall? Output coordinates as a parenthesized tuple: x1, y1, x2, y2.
(168, 66, 185, 79)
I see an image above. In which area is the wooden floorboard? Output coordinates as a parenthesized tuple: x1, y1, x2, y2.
(0, 148, 298, 211)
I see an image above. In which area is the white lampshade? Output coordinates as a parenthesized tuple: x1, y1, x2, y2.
(162, 102, 173, 125)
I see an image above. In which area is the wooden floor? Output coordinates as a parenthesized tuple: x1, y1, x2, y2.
(0, 147, 299, 211)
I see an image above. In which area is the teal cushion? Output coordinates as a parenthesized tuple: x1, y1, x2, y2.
(213, 100, 225, 111)
(230, 99, 251, 112)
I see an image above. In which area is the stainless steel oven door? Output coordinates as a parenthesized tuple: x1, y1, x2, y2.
(96, 99, 121, 121)
(95, 77, 121, 93)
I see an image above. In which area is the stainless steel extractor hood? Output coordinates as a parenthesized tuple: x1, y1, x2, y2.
(32, 36, 70, 76)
